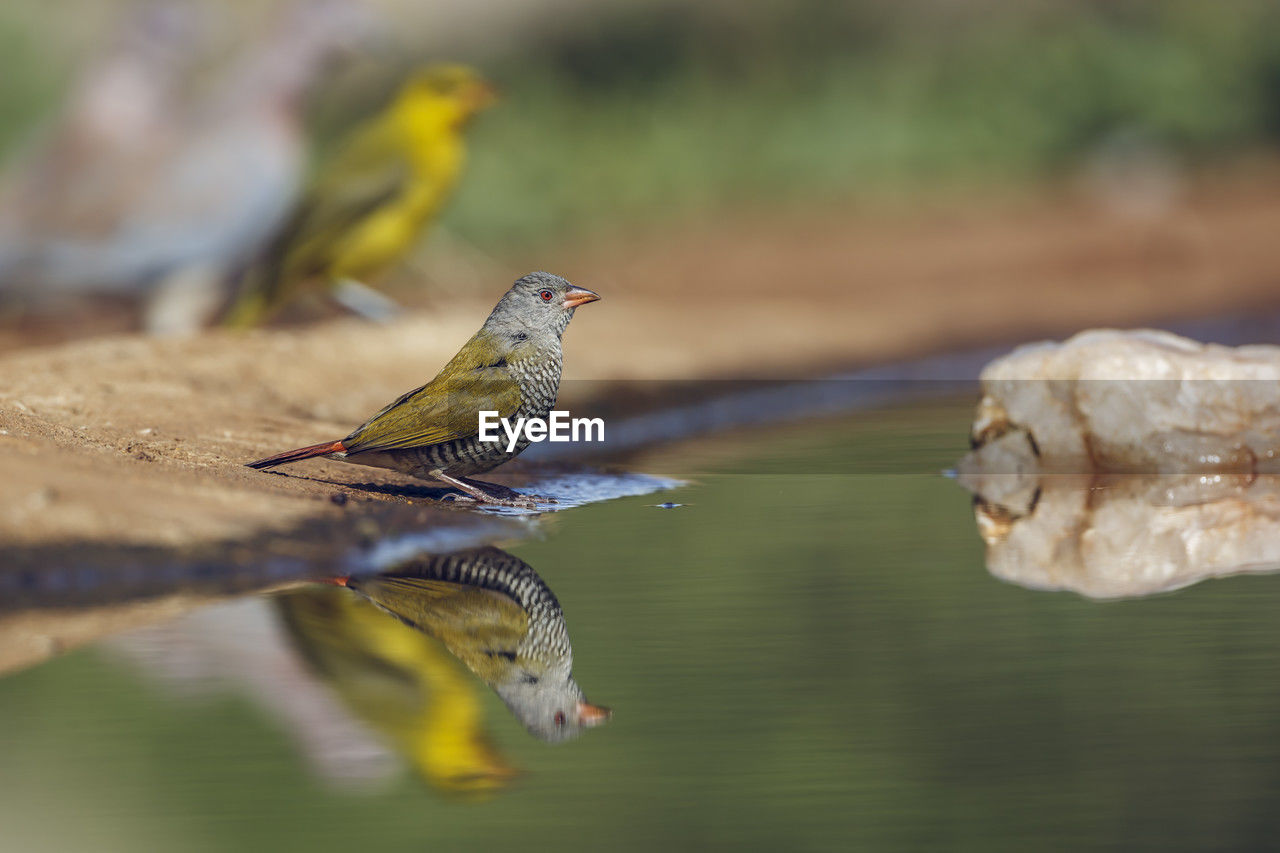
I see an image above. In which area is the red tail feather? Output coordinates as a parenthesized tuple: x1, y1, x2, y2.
(246, 440, 346, 470)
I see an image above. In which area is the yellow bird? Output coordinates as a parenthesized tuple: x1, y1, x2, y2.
(225, 64, 495, 327)
(276, 584, 520, 797)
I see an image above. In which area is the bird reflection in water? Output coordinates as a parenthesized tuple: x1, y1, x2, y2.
(275, 545, 609, 793)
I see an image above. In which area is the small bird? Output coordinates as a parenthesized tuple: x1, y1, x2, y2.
(224, 63, 496, 327)
(277, 583, 520, 795)
(246, 272, 599, 506)
(334, 546, 611, 742)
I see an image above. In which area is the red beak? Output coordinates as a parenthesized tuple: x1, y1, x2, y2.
(577, 701, 611, 726)
(563, 287, 600, 310)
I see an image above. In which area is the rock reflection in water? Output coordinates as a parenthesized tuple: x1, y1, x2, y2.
(960, 470, 1280, 598)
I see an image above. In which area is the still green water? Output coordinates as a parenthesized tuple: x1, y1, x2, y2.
(4, 401, 1280, 852)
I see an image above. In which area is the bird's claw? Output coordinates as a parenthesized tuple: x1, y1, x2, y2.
(487, 493, 549, 509)
(441, 491, 553, 509)
(432, 473, 555, 508)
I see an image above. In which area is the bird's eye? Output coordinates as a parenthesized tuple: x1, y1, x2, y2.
(539, 289, 554, 302)
(554, 711, 566, 727)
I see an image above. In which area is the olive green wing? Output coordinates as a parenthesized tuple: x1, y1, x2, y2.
(343, 334, 522, 453)
(351, 576, 530, 686)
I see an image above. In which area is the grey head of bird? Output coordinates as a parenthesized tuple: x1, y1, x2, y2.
(494, 666, 612, 743)
(482, 272, 600, 344)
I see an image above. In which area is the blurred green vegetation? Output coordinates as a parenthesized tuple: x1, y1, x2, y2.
(5, 404, 1280, 850)
(3, 1, 1280, 244)
(447, 0, 1280, 246)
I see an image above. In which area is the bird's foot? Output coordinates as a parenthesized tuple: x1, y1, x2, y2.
(443, 492, 541, 509)
(432, 472, 556, 508)
(463, 479, 557, 504)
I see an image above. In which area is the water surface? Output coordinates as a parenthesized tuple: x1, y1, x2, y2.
(5, 400, 1280, 852)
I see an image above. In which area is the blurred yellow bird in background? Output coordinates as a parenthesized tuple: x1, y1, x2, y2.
(225, 64, 496, 327)
(276, 584, 520, 797)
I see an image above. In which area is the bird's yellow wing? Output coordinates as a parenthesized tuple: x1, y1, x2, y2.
(276, 588, 424, 711)
(343, 330, 522, 453)
(223, 125, 414, 327)
(278, 129, 415, 278)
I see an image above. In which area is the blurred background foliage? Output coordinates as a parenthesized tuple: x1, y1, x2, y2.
(4, 0, 1280, 250)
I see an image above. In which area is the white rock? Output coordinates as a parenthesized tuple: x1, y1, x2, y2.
(959, 329, 1280, 598)
(972, 329, 1280, 473)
